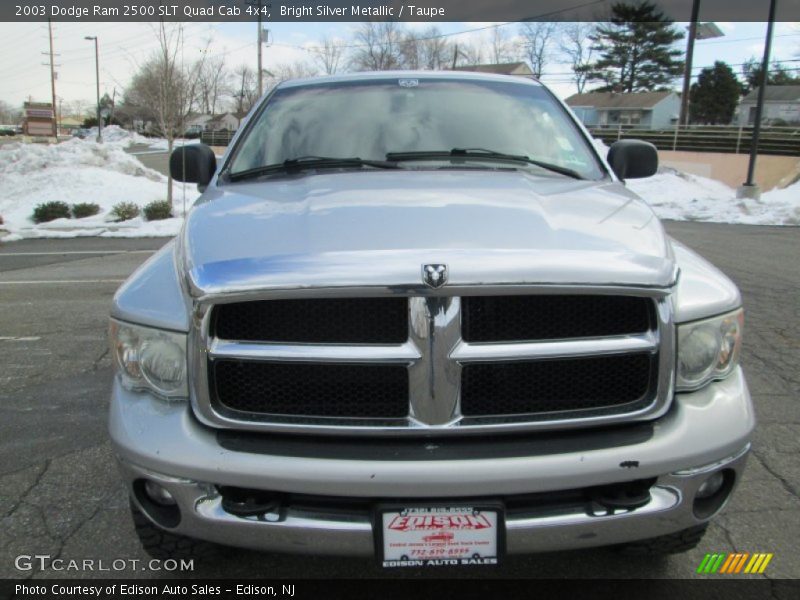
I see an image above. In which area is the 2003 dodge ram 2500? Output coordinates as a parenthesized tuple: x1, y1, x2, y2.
(109, 72, 752, 567)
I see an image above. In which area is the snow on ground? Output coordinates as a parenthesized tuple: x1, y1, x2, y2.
(628, 168, 800, 226)
(0, 133, 798, 242)
(0, 137, 199, 241)
(594, 136, 800, 226)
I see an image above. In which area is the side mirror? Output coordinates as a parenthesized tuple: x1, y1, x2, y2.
(169, 144, 217, 188)
(607, 140, 658, 180)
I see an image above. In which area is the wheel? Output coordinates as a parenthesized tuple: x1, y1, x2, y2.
(615, 524, 708, 556)
(130, 499, 223, 560)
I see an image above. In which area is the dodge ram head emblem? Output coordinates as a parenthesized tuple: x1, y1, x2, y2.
(422, 264, 448, 288)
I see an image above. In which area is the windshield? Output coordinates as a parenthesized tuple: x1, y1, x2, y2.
(228, 77, 605, 180)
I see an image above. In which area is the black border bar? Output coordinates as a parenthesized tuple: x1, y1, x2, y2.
(4, 1, 800, 23)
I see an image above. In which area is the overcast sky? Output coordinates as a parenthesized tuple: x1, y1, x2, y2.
(1, 20, 798, 111)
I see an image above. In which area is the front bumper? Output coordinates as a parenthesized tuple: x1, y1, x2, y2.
(110, 368, 754, 555)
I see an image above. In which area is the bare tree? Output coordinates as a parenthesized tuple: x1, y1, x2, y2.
(0, 100, 22, 124)
(128, 23, 206, 204)
(453, 41, 485, 68)
(490, 27, 516, 64)
(266, 61, 319, 90)
(350, 22, 405, 71)
(197, 55, 231, 115)
(312, 36, 345, 75)
(411, 27, 452, 70)
(232, 64, 259, 113)
(559, 22, 595, 93)
(399, 32, 421, 69)
(519, 22, 557, 78)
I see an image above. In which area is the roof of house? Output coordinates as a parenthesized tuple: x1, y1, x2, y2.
(453, 62, 534, 76)
(564, 91, 675, 110)
(741, 85, 800, 103)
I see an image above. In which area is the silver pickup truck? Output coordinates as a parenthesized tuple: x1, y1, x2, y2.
(109, 72, 752, 567)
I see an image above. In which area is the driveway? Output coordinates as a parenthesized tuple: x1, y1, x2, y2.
(0, 223, 798, 581)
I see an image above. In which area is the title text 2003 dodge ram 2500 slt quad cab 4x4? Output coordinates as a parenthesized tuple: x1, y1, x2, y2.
(109, 72, 752, 567)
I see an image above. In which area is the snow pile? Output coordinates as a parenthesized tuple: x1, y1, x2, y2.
(628, 168, 800, 226)
(592, 138, 799, 226)
(0, 138, 199, 241)
(85, 125, 200, 151)
(84, 125, 153, 147)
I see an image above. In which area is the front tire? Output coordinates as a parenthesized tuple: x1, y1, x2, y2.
(130, 499, 223, 560)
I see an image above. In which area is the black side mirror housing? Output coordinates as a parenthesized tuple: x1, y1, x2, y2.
(169, 144, 217, 188)
(607, 140, 658, 180)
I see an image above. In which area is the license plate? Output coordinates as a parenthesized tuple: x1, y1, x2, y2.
(377, 504, 503, 568)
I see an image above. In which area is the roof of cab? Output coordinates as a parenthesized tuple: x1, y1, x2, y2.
(276, 70, 545, 89)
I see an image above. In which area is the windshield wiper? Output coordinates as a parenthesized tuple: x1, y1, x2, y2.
(228, 156, 400, 182)
(385, 148, 584, 180)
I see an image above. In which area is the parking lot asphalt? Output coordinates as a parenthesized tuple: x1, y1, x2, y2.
(0, 223, 798, 584)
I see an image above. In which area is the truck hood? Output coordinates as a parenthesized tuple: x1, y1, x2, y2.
(181, 169, 675, 298)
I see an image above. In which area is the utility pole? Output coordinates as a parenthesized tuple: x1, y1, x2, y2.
(679, 0, 700, 127)
(47, 19, 58, 138)
(85, 36, 102, 142)
(738, 0, 778, 199)
(256, 0, 263, 96)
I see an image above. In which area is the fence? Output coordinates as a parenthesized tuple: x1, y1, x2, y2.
(200, 130, 236, 147)
(590, 125, 800, 156)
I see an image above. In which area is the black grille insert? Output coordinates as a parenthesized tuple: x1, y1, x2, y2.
(211, 360, 409, 418)
(212, 297, 408, 344)
(461, 354, 655, 417)
(462, 295, 652, 342)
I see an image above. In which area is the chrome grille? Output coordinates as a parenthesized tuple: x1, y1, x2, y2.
(212, 297, 408, 343)
(460, 354, 656, 417)
(192, 291, 673, 436)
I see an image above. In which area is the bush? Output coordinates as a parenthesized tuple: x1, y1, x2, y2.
(71, 202, 101, 219)
(32, 201, 71, 224)
(143, 200, 173, 221)
(110, 202, 140, 222)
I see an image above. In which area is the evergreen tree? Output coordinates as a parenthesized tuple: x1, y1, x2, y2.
(689, 62, 740, 124)
(741, 58, 800, 94)
(583, 2, 685, 92)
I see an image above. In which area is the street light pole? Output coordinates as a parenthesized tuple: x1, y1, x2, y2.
(738, 0, 778, 198)
(85, 36, 102, 143)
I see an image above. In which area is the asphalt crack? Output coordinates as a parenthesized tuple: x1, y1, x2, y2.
(1, 459, 50, 520)
(752, 451, 800, 499)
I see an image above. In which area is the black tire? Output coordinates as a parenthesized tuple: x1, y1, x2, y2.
(616, 524, 709, 556)
(130, 499, 223, 560)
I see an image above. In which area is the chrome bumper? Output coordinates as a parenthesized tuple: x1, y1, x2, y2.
(110, 369, 754, 555)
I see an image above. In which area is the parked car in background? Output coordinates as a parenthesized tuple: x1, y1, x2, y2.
(0, 125, 16, 136)
(110, 72, 752, 567)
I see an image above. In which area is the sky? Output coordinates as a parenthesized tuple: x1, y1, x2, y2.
(0, 20, 798, 113)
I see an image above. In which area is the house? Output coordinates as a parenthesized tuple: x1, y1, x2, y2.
(184, 113, 213, 136)
(57, 116, 82, 135)
(565, 91, 680, 129)
(206, 112, 242, 132)
(453, 62, 535, 78)
(738, 85, 800, 126)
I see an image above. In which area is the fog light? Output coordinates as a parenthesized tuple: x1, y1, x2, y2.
(696, 472, 725, 499)
(144, 480, 176, 506)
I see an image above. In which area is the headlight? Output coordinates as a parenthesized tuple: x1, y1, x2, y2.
(676, 309, 743, 391)
(109, 319, 188, 399)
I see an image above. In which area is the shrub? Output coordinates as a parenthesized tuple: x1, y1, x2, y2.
(71, 202, 101, 219)
(143, 200, 173, 221)
(32, 201, 71, 224)
(110, 202, 140, 222)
